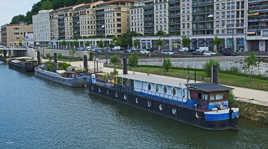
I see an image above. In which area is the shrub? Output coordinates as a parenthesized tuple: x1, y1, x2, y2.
(58, 62, 71, 70)
(57, 53, 63, 59)
(128, 51, 139, 67)
(46, 53, 51, 59)
(163, 58, 172, 72)
(110, 55, 120, 65)
(203, 59, 220, 77)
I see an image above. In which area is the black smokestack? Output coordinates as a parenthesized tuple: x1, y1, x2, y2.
(83, 55, 88, 73)
(123, 57, 128, 75)
(54, 53, 57, 64)
(211, 64, 218, 84)
(37, 51, 41, 65)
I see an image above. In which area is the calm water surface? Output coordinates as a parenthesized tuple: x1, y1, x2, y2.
(0, 62, 267, 149)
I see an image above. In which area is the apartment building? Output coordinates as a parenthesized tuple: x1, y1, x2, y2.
(95, 0, 134, 37)
(154, 0, 169, 34)
(168, 0, 180, 35)
(79, 1, 104, 38)
(192, 0, 214, 35)
(32, 10, 58, 46)
(0, 24, 33, 47)
(180, 0, 192, 36)
(144, 0, 154, 35)
(247, 0, 268, 52)
(130, 1, 145, 34)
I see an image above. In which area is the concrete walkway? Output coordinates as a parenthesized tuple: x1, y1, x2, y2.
(69, 61, 268, 107)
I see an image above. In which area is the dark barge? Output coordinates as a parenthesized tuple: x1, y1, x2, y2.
(8, 59, 38, 72)
(88, 59, 239, 131)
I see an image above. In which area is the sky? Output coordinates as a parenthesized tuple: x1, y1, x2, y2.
(0, 0, 40, 26)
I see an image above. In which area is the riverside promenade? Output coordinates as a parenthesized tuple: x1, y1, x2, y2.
(47, 60, 268, 107)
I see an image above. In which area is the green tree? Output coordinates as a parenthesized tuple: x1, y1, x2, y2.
(133, 39, 140, 49)
(156, 38, 163, 51)
(97, 40, 104, 48)
(110, 55, 120, 66)
(243, 52, 259, 77)
(182, 36, 190, 48)
(62, 40, 67, 49)
(213, 36, 224, 52)
(41, 0, 53, 10)
(128, 51, 139, 67)
(85, 41, 91, 47)
(156, 30, 165, 36)
(46, 53, 51, 59)
(71, 40, 79, 48)
(163, 58, 172, 72)
(203, 59, 220, 77)
(10, 15, 26, 24)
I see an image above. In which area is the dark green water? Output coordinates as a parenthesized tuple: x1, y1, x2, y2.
(0, 62, 268, 149)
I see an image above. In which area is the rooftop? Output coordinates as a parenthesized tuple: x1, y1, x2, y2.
(186, 83, 233, 92)
(118, 73, 188, 88)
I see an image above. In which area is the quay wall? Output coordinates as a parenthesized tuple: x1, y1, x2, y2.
(138, 57, 268, 76)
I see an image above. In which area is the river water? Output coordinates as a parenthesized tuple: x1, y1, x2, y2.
(0, 62, 267, 149)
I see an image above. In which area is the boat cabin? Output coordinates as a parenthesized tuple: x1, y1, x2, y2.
(186, 83, 233, 111)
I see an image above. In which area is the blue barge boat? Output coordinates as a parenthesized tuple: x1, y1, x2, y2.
(88, 71, 239, 130)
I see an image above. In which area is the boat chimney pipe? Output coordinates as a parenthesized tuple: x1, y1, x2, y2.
(37, 51, 41, 65)
(211, 64, 218, 84)
(84, 55, 88, 73)
(123, 57, 128, 75)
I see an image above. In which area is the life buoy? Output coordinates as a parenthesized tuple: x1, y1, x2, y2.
(203, 101, 207, 110)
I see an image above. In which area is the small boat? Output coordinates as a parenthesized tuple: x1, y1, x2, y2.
(35, 65, 89, 88)
(8, 59, 38, 72)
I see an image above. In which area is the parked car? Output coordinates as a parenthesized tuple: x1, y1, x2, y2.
(125, 49, 133, 54)
(93, 48, 104, 53)
(139, 50, 150, 55)
(179, 47, 189, 52)
(203, 51, 217, 56)
(219, 48, 236, 56)
(161, 50, 174, 55)
(191, 51, 203, 55)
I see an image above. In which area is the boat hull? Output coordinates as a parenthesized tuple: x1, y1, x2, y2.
(8, 61, 36, 72)
(35, 68, 88, 88)
(89, 84, 239, 131)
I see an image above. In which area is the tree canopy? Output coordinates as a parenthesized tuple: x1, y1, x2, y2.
(11, 0, 107, 24)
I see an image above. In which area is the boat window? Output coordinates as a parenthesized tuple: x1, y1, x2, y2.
(164, 86, 167, 94)
(148, 83, 151, 91)
(210, 95, 215, 101)
(156, 84, 159, 92)
(173, 88, 176, 96)
(216, 94, 223, 100)
(202, 94, 208, 101)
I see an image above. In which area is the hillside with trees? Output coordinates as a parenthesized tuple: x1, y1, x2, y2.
(10, 0, 106, 24)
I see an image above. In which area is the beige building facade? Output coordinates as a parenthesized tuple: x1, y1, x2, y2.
(154, 0, 169, 34)
(79, 1, 104, 38)
(1, 24, 33, 47)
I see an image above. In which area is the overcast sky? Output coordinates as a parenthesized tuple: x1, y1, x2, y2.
(0, 0, 39, 26)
